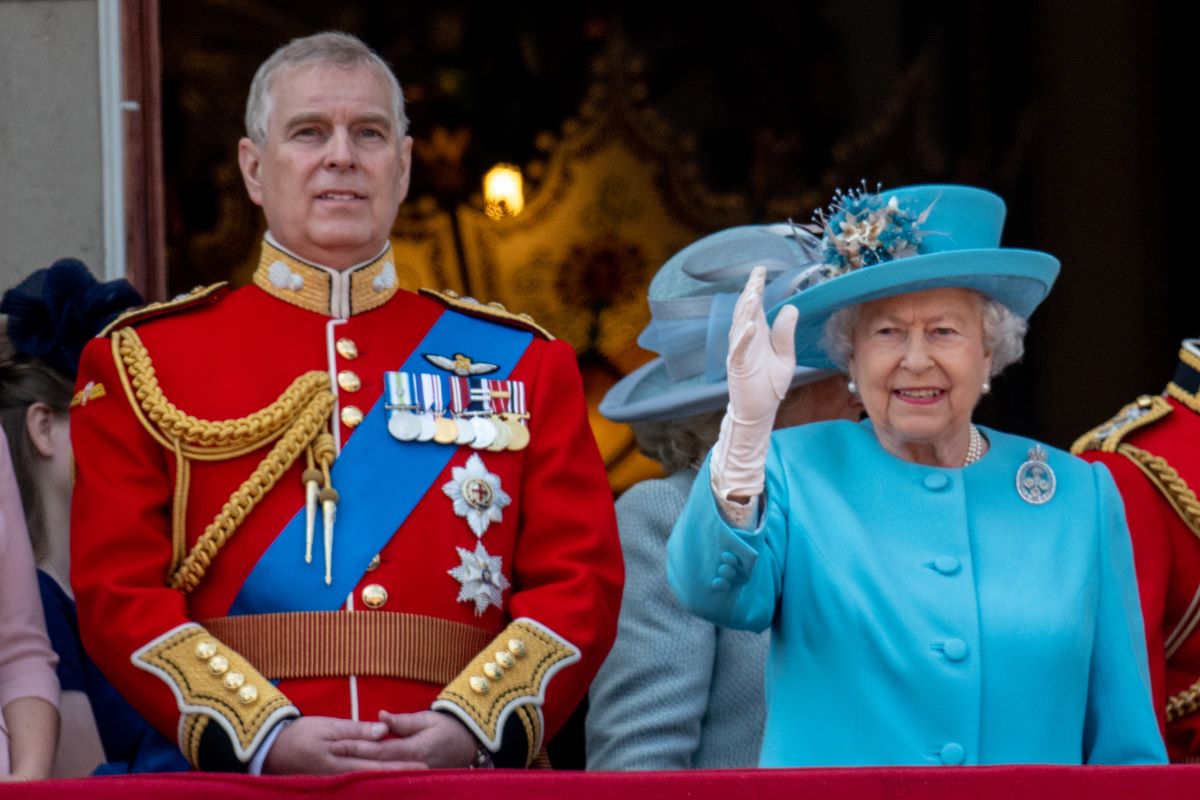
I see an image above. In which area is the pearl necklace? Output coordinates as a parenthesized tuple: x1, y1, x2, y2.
(963, 424, 984, 466)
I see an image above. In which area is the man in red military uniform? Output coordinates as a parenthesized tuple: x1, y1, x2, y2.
(1073, 339, 1200, 761)
(70, 31, 622, 773)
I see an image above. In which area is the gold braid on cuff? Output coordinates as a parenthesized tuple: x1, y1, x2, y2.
(431, 618, 580, 767)
(132, 623, 298, 766)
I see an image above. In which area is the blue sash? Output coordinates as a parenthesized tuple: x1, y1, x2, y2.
(228, 311, 533, 615)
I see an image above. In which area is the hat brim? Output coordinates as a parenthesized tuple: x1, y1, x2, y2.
(600, 357, 837, 423)
(768, 248, 1060, 369)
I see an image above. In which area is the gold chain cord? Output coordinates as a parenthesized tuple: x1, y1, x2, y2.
(1116, 443, 1200, 540)
(113, 328, 335, 592)
(115, 327, 331, 459)
(1167, 679, 1200, 723)
(1117, 439, 1200, 724)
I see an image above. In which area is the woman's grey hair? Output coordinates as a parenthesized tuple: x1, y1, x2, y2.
(821, 291, 1027, 378)
(630, 408, 726, 475)
(244, 31, 408, 145)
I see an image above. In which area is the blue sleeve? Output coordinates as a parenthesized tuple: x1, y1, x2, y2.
(665, 445, 789, 633)
(1082, 463, 1168, 764)
(36, 571, 86, 691)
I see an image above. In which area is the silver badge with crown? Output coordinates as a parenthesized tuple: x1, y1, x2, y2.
(1016, 444, 1056, 505)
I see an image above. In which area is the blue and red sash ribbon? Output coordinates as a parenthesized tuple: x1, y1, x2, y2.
(228, 311, 533, 615)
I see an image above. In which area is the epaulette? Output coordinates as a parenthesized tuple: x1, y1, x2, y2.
(1167, 343, 1200, 413)
(98, 282, 230, 338)
(419, 288, 554, 340)
(1070, 394, 1173, 455)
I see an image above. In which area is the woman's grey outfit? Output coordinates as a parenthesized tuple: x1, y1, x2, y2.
(586, 469, 767, 769)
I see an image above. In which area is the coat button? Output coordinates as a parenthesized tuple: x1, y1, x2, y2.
(933, 555, 961, 575)
(208, 655, 229, 675)
(923, 473, 950, 491)
(720, 551, 740, 565)
(336, 338, 359, 359)
(361, 583, 388, 608)
(366, 554, 381, 572)
(237, 685, 259, 705)
(711, 577, 730, 591)
(717, 564, 737, 580)
(942, 638, 969, 662)
(341, 406, 364, 428)
(940, 742, 966, 765)
(337, 370, 362, 392)
(195, 641, 218, 660)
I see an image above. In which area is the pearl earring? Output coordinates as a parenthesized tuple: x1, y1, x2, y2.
(981, 380, 991, 395)
(847, 380, 858, 395)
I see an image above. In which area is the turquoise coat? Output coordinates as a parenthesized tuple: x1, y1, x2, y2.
(666, 420, 1166, 766)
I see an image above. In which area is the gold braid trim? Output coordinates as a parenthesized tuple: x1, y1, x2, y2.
(1070, 395, 1173, 455)
(111, 327, 335, 592)
(419, 288, 555, 340)
(168, 386, 333, 592)
(114, 328, 331, 459)
(1116, 443, 1200, 541)
(1167, 381, 1200, 414)
(431, 618, 580, 764)
(134, 623, 298, 766)
(1167, 678, 1200, 724)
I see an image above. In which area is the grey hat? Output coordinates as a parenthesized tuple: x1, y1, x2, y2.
(600, 224, 836, 423)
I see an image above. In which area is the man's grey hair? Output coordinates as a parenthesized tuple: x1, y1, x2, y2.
(822, 291, 1028, 379)
(244, 31, 409, 145)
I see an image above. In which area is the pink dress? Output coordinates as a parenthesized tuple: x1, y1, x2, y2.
(0, 428, 59, 774)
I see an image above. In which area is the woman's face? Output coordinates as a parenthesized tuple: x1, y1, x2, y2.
(847, 287, 992, 461)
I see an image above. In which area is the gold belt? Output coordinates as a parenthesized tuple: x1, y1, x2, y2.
(201, 611, 494, 684)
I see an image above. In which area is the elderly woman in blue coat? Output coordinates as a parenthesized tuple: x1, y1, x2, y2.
(666, 184, 1166, 767)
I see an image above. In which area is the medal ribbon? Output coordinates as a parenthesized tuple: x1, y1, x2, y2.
(229, 311, 533, 615)
(490, 380, 510, 415)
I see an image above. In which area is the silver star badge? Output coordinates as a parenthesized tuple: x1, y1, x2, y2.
(448, 541, 510, 616)
(442, 453, 511, 537)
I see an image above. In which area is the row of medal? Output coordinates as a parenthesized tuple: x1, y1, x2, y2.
(385, 372, 530, 451)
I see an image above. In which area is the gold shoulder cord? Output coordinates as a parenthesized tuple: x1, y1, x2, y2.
(112, 328, 336, 592)
(1115, 442, 1200, 725)
(1168, 679, 1200, 724)
(1115, 444, 1200, 541)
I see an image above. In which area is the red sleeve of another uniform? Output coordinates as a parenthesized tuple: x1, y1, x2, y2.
(1080, 451, 1171, 740)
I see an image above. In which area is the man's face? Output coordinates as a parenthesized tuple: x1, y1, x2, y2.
(238, 62, 412, 269)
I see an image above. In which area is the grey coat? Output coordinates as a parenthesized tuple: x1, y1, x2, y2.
(586, 469, 767, 770)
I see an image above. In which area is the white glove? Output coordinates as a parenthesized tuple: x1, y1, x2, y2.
(710, 266, 798, 527)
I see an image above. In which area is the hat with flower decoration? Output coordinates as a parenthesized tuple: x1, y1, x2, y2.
(600, 225, 837, 423)
(2, 258, 144, 376)
(763, 183, 1060, 370)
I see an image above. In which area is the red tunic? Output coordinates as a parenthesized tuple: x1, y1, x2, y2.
(1074, 348, 1200, 761)
(69, 240, 622, 770)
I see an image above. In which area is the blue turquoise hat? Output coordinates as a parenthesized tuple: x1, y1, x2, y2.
(765, 184, 1060, 369)
(600, 225, 836, 423)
